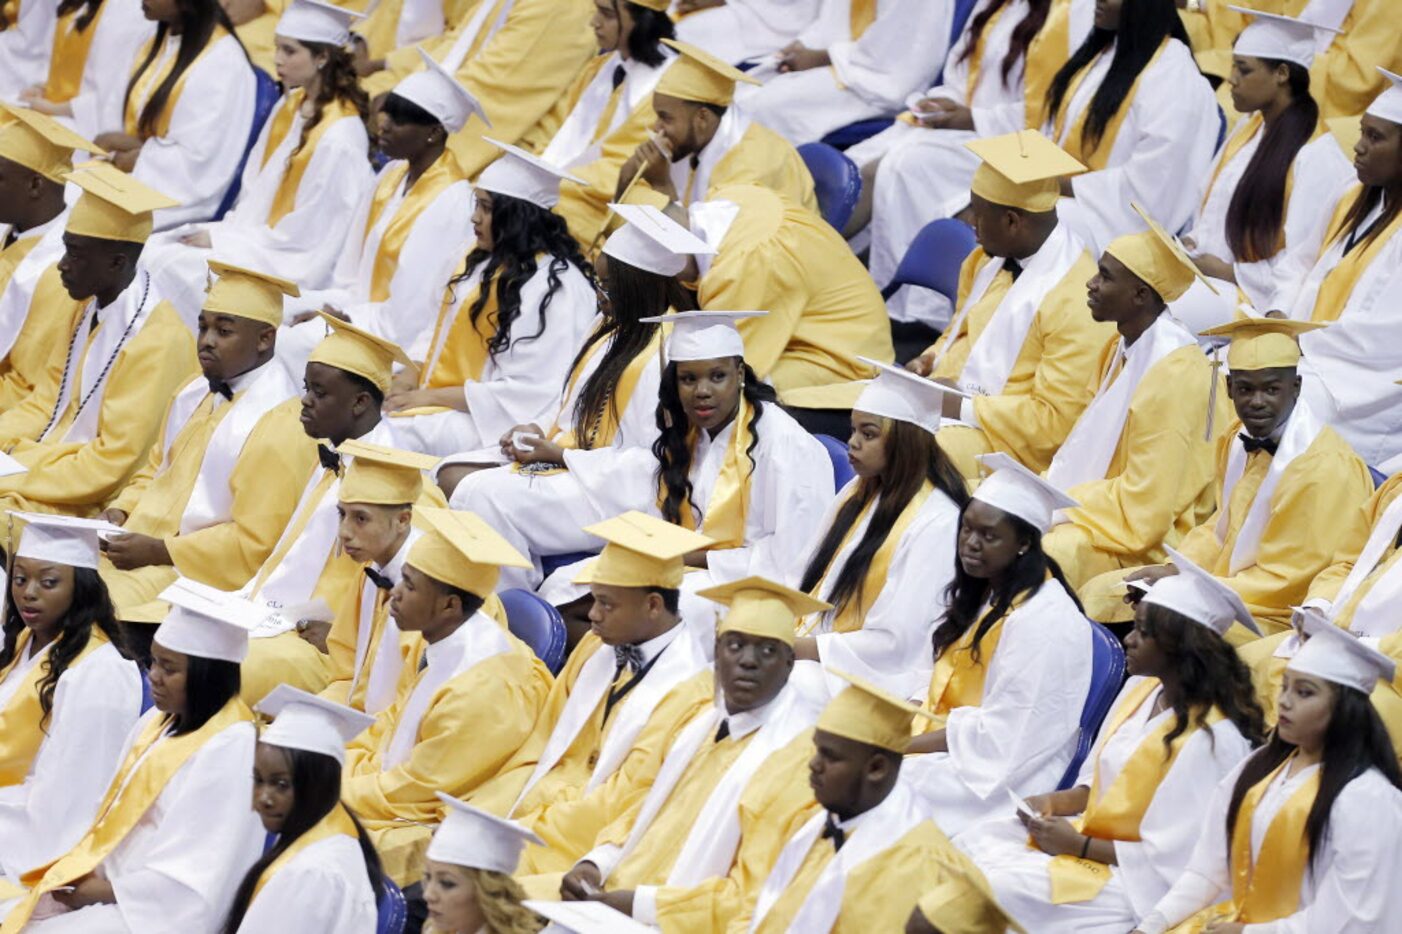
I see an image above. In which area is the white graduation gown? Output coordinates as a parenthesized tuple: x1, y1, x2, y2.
(0, 642, 143, 882)
(672, 0, 821, 64)
(0, 214, 68, 365)
(55, 0, 156, 142)
(0, 0, 58, 99)
(233, 832, 378, 934)
(956, 677, 1254, 932)
(903, 578, 1093, 837)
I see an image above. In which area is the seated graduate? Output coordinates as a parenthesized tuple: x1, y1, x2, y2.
(221, 686, 381, 934)
(960, 551, 1266, 933)
(1133, 616, 1402, 934)
(469, 512, 714, 832)
(383, 140, 597, 459)
(615, 40, 815, 214)
(1039, 208, 1231, 591)
(787, 359, 968, 698)
(0, 165, 195, 518)
(340, 507, 552, 887)
(902, 454, 1092, 837)
(903, 131, 1116, 479)
(904, 860, 1026, 934)
(0, 514, 143, 882)
(145, 0, 374, 328)
(739, 670, 976, 934)
(94, 261, 317, 617)
(0, 578, 265, 932)
(544, 579, 826, 930)
(1081, 317, 1372, 634)
(420, 796, 545, 934)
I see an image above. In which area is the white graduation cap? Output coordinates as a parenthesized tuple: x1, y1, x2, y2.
(638, 309, 765, 362)
(8, 511, 121, 570)
(153, 578, 264, 663)
(1288, 611, 1396, 695)
(521, 900, 658, 933)
(602, 203, 714, 277)
(426, 792, 543, 873)
(476, 137, 584, 210)
(972, 452, 1078, 534)
(1229, 6, 1339, 69)
(276, 0, 364, 47)
(1366, 68, 1402, 126)
(851, 354, 967, 436)
(393, 48, 490, 134)
(1142, 545, 1261, 637)
(256, 684, 373, 765)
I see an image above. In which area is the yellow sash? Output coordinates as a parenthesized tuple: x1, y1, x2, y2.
(1023, 0, 1072, 130)
(3, 697, 254, 932)
(1052, 38, 1169, 169)
(550, 326, 662, 451)
(962, 2, 1011, 102)
(363, 153, 466, 302)
(1201, 113, 1262, 212)
(932, 252, 1015, 382)
(44, 4, 105, 103)
(0, 234, 41, 292)
(261, 94, 362, 227)
(124, 26, 230, 138)
(664, 396, 755, 550)
(924, 602, 1013, 718)
(849, 0, 877, 39)
(1047, 679, 1225, 903)
(799, 481, 935, 635)
(248, 467, 339, 597)
(0, 630, 109, 784)
(1310, 185, 1402, 323)
(1227, 755, 1318, 923)
(249, 803, 360, 901)
(422, 275, 498, 389)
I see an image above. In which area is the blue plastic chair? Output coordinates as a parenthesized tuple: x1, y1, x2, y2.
(798, 143, 862, 231)
(213, 68, 280, 221)
(138, 668, 154, 714)
(377, 876, 407, 934)
(1370, 465, 1388, 489)
(1056, 620, 1127, 790)
(539, 550, 598, 581)
(814, 434, 856, 489)
(881, 217, 977, 302)
(499, 588, 569, 675)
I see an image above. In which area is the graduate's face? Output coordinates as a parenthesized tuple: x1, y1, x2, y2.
(715, 630, 793, 714)
(9, 557, 75, 641)
(1092, 0, 1123, 31)
(1226, 366, 1300, 440)
(470, 189, 494, 251)
(808, 729, 891, 816)
(586, 583, 669, 646)
(968, 193, 1021, 259)
(0, 156, 49, 227)
(652, 94, 716, 162)
(196, 311, 275, 381)
(389, 564, 450, 632)
(251, 743, 295, 834)
(591, 0, 631, 55)
(140, 0, 181, 24)
(846, 411, 889, 480)
(1276, 670, 1335, 751)
(147, 642, 190, 715)
(301, 362, 375, 442)
(676, 356, 742, 434)
(376, 106, 440, 162)
(957, 500, 1025, 581)
(336, 502, 411, 565)
(1354, 114, 1402, 188)
(1124, 605, 1170, 678)
(57, 233, 134, 302)
(274, 37, 324, 90)
(1228, 55, 1289, 115)
(1086, 253, 1143, 324)
(422, 859, 483, 934)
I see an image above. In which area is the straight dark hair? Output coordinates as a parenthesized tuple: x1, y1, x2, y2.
(1332, 119, 1402, 253)
(620, 0, 675, 68)
(123, 0, 251, 139)
(956, 0, 1052, 90)
(56, 0, 103, 31)
(164, 654, 241, 736)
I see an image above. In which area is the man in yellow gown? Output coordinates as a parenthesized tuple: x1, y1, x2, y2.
(536, 578, 829, 932)
(1080, 317, 1372, 634)
(1039, 209, 1233, 591)
(341, 507, 552, 885)
(905, 131, 1118, 480)
(94, 261, 317, 617)
(0, 164, 196, 518)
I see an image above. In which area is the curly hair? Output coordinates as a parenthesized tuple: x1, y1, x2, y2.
(462, 867, 545, 934)
(124, 0, 252, 139)
(286, 40, 371, 162)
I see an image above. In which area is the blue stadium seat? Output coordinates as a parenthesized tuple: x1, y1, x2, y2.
(1056, 620, 1127, 789)
(814, 434, 856, 489)
(139, 667, 154, 714)
(377, 876, 407, 934)
(1370, 465, 1387, 489)
(499, 589, 569, 675)
(881, 217, 977, 302)
(539, 550, 598, 580)
(798, 143, 862, 231)
(213, 68, 280, 221)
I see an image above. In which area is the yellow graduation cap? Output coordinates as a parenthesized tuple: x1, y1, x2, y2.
(1103, 203, 1215, 303)
(64, 162, 178, 244)
(965, 130, 1085, 213)
(203, 259, 300, 328)
(655, 39, 760, 107)
(337, 440, 438, 505)
(572, 511, 713, 590)
(915, 858, 1027, 934)
(815, 667, 938, 752)
(0, 104, 102, 183)
(307, 312, 412, 395)
(1198, 315, 1324, 371)
(697, 576, 830, 647)
(407, 507, 531, 597)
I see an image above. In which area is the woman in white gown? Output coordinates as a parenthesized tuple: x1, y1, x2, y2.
(419, 793, 544, 934)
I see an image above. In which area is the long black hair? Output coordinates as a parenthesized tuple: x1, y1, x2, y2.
(124, 0, 251, 139)
(164, 653, 241, 736)
(618, 0, 674, 68)
(931, 504, 1082, 662)
(652, 358, 776, 526)
(799, 419, 968, 617)
(956, 0, 1052, 90)
(285, 40, 371, 161)
(1, 565, 126, 730)
(220, 745, 384, 933)
(56, 0, 103, 31)
(1225, 60, 1318, 262)
(1333, 120, 1402, 254)
(450, 193, 596, 359)
(1225, 683, 1402, 872)
(1136, 602, 1268, 753)
(1044, 0, 1189, 156)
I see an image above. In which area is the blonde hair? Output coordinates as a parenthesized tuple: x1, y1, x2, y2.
(421, 868, 543, 934)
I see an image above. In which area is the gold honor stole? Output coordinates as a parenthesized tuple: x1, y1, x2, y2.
(1022, 0, 1072, 130)
(849, 0, 877, 39)
(3, 697, 255, 933)
(249, 804, 360, 900)
(363, 154, 466, 302)
(923, 601, 1019, 725)
(1047, 679, 1224, 903)
(1052, 37, 1170, 170)
(124, 26, 231, 138)
(0, 630, 108, 784)
(1227, 755, 1318, 923)
(1311, 184, 1402, 323)
(663, 396, 755, 550)
(389, 270, 503, 418)
(551, 326, 662, 451)
(259, 92, 362, 227)
(45, 3, 107, 103)
(798, 481, 935, 636)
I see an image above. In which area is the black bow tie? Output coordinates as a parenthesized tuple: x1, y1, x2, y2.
(1004, 258, 1024, 281)
(318, 444, 341, 472)
(364, 567, 394, 591)
(614, 643, 645, 675)
(714, 720, 731, 743)
(1239, 433, 1278, 456)
(821, 813, 845, 851)
(207, 378, 233, 400)
(612, 63, 626, 89)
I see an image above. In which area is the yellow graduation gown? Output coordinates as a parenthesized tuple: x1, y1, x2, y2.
(1303, 472, 1402, 624)
(645, 122, 817, 216)
(1287, 0, 1402, 121)
(931, 248, 1116, 478)
(0, 264, 85, 433)
(230, 0, 287, 74)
